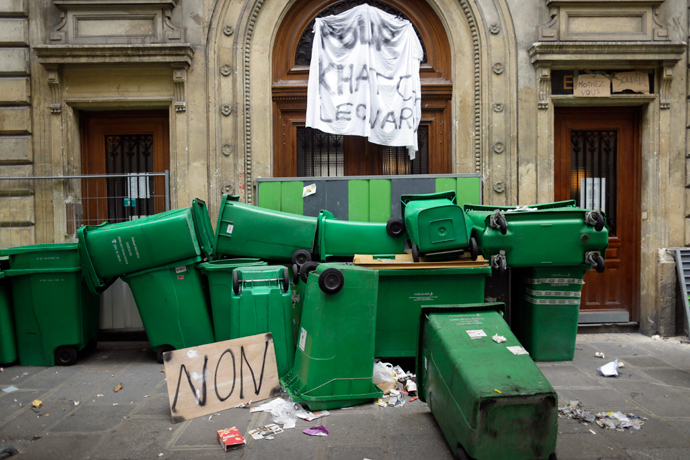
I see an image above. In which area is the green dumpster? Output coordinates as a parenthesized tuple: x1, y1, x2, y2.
(315, 210, 405, 261)
(121, 256, 215, 363)
(511, 266, 589, 361)
(465, 200, 608, 271)
(417, 304, 558, 460)
(78, 198, 214, 294)
(372, 264, 491, 357)
(401, 191, 477, 262)
(1, 244, 99, 366)
(282, 264, 382, 410)
(0, 258, 17, 365)
(214, 195, 318, 263)
(227, 266, 294, 377)
(198, 258, 267, 342)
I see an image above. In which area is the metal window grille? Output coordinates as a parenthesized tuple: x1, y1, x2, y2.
(297, 127, 345, 177)
(382, 125, 428, 175)
(570, 130, 617, 236)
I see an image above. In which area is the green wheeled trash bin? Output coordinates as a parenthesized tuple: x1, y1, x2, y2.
(401, 191, 477, 262)
(78, 198, 214, 294)
(511, 266, 589, 361)
(465, 200, 608, 272)
(121, 256, 215, 363)
(417, 303, 558, 460)
(0, 244, 99, 366)
(214, 195, 318, 264)
(314, 210, 405, 261)
(282, 264, 382, 410)
(0, 257, 17, 365)
(198, 258, 267, 342)
(227, 266, 294, 377)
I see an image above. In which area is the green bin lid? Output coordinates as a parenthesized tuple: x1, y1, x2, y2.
(0, 243, 78, 255)
(191, 198, 215, 260)
(121, 256, 202, 280)
(198, 258, 265, 273)
(400, 190, 457, 216)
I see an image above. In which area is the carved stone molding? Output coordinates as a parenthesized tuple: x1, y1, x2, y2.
(45, 64, 62, 114)
(529, 42, 685, 65)
(660, 63, 673, 109)
(537, 66, 551, 110)
(172, 65, 187, 112)
(49, 0, 184, 44)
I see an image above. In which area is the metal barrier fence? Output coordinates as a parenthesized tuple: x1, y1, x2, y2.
(0, 171, 170, 248)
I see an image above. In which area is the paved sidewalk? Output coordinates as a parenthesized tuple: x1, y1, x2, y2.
(1, 333, 689, 460)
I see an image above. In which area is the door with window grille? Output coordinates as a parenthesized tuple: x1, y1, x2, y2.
(81, 111, 170, 332)
(555, 107, 640, 322)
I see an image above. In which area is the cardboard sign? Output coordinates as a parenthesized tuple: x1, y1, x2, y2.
(163, 333, 281, 423)
(612, 71, 649, 94)
(574, 74, 611, 97)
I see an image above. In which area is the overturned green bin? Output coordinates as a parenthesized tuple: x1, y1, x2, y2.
(282, 264, 382, 410)
(417, 303, 558, 460)
(0, 244, 99, 366)
(121, 256, 215, 363)
(0, 258, 17, 365)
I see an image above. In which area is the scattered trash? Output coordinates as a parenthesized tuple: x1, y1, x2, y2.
(558, 401, 646, 431)
(594, 352, 605, 358)
(589, 429, 596, 435)
(405, 379, 417, 396)
(217, 427, 246, 451)
(73, 401, 80, 406)
(303, 425, 329, 437)
(0, 367, 3, 372)
(507, 346, 529, 355)
(494, 389, 502, 394)
(492, 334, 506, 344)
(373, 362, 398, 393)
(96, 394, 104, 397)
(113, 383, 123, 392)
(158, 454, 163, 457)
(235, 400, 252, 408)
(467, 329, 487, 339)
(0, 446, 18, 458)
(208, 413, 220, 421)
(598, 359, 622, 377)
(651, 334, 660, 340)
(248, 424, 283, 440)
(409, 396, 419, 402)
(2, 386, 19, 394)
(32, 400, 43, 409)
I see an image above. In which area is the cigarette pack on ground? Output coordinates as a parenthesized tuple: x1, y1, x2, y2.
(217, 426, 246, 451)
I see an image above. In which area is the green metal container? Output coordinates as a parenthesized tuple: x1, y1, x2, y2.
(0, 261, 17, 365)
(282, 264, 382, 410)
(511, 266, 589, 361)
(401, 191, 475, 261)
(374, 266, 491, 357)
(315, 210, 405, 261)
(78, 199, 214, 294)
(417, 304, 558, 460)
(214, 195, 318, 262)
(121, 256, 215, 363)
(465, 201, 608, 269)
(0, 244, 98, 366)
(228, 266, 294, 377)
(198, 258, 267, 342)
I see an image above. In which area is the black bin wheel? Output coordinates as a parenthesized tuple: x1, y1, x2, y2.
(156, 345, 175, 364)
(593, 254, 606, 273)
(292, 249, 312, 266)
(548, 453, 558, 460)
(496, 216, 507, 235)
(292, 264, 299, 284)
(232, 269, 240, 295)
(318, 268, 345, 295)
(469, 237, 478, 261)
(455, 445, 474, 460)
(282, 268, 290, 292)
(55, 346, 78, 366)
(299, 261, 320, 283)
(412, 244, 420, 263)
(593, 213, 605, 232)
(385, 218, 405, 238)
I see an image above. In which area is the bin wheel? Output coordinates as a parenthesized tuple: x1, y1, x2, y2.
(292, 264, 300, 284)
(282, 268, 290, 292)
(548, 454, 558, 460)
(592, 213, 605, 232)
(0, 447, 19, 459)
(593, 254, 606, 273)
(412, 244, 420, 263)
(496, 216, 507, 235)
(232, 270, 240, 295)
(318, 268, 344, 295)
(156, 345, 175, 364)
(386, 218, 405, 237)
(299, 261, 319, 283)
(55, 346, 78, 366)
(292, 249, 312, 266)
(469, 237, 479, 261)
(455, 445, 474, 460)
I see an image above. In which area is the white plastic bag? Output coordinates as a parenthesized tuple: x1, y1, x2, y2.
(373, 362, 397, 385)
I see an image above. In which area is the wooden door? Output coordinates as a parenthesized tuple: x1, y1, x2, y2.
(555, 107, 640, 322)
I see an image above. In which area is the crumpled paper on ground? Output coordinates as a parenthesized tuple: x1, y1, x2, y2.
(558, 401, 646, 431)
(598, 359, 622, 377)
(303, 425, 328, 436)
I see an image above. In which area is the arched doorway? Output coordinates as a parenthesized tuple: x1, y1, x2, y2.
(272, 0, 452, 177)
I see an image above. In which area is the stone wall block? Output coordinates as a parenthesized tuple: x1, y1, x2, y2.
(0, 107, 31, 134)
(0, 18, 28, 46)
(657, 249, 677, 337)
(0, 0, 27, 16)
(0, 49, 29, 75)
(0, 77, 30, 105)
(0, 136, 32, 163)
(0, 164, 32, 192)
(0, 226, 34, 248)
(0, 195, 33, 223)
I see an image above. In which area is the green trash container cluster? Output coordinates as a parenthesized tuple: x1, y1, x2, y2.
(0, 256, 17, 365)
(417, 304, 558, 460)
(511, 266, 590, 362)
(0, 244, 98, 366)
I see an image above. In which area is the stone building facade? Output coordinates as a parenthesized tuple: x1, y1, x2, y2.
(0, 0, 687, 335)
